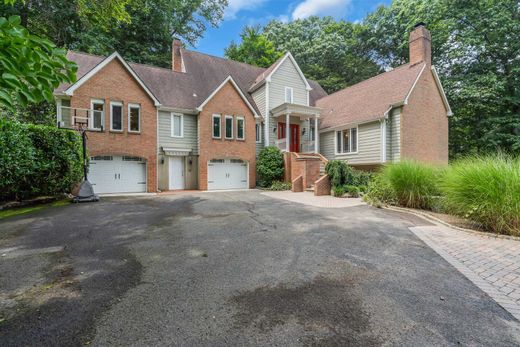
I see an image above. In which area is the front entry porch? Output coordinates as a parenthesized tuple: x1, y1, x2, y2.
(271, 103, 322, 153)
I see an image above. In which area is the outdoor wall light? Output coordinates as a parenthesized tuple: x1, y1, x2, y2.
(273, 127, 277, 133)
(302, 128, 306, 136)
(160, 158, 164, 164)
(189, 158, 193, 165)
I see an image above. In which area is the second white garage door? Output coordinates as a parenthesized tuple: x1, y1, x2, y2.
(207, 159, 248, 190)
(89, 155, 147, 194)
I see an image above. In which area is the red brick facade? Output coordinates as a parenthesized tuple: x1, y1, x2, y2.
(198, 81, 257, 190)
(401, 68, 449, 165)
(69, 59, 158, 192)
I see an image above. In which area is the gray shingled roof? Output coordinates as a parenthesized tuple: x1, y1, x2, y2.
(317, 62, 426, 130)
(58, 50, 328, 114)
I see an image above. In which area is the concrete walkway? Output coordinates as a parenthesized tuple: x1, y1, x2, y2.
(261, 191, 365, 208)
(410, 224, 520, 320)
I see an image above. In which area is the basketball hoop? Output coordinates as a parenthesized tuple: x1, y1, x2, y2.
(70, 121, 99, 203)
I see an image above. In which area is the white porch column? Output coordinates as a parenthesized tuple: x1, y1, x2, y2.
(314, 116, 319, 153)
(285, 113, 290, 152)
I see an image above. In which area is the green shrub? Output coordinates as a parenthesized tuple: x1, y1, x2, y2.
(269, 180, 291, 191)
(345, 185, 360, 198)
(351, 170, 372, 187)
(364, 174, 396, 206)
(325, 160, 353, 187)
(384, 160, 440, 209)
(332, 185, 346, 197)
(441, 154, 520, 235)
(0, 119, 83, 201)
(257, 146, 284, 187)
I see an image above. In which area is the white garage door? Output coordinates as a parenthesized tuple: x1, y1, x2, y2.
(207, 159, 248, 190)
(89, 156, 147, 194)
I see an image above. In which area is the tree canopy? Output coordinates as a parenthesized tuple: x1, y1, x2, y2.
(224, 0, 520, 157)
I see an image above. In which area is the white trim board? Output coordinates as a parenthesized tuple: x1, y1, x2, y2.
(64, 52, 161, 106)
(431, 66, 453, 116)
(197, 76, 259, 118)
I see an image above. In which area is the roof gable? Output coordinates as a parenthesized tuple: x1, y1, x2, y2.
(249, 52, 311, 92)
(197, 76, 259, 117)
(63, 52, 161, 106)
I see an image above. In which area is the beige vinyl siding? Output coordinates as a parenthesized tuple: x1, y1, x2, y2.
(268, 115, 302, 147)
(158, 111, 198, 155)
(256, 122, 264, 155)
(252, 86, 266, 118)
(320, 121, 382, 165)
(267, 58, 308, 147)
(320, 131, 335, 159)
(386, 108, 401, 162)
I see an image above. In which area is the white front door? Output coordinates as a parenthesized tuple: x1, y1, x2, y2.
(89, 156, 147, 194)
(207, 159, 248, 190)
(169, 156, 185, 190)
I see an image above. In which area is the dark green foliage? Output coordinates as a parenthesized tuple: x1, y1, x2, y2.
(225, 26, 283, 68)
(0, 118, 83, 201)
(351, 170, 372, 187)
(345, 185, 360, 198)
(257, 146, 284, 187)
(269, 180, 291, 191)
(0, 15, 77, 111)
(325, 160, 353, 188)
(332, 185, 346, 197)
(441, 154, 520, 235)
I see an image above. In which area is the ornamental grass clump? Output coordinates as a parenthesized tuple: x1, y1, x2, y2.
(365, 161, 440, 209)
(441, 154, 520, 235)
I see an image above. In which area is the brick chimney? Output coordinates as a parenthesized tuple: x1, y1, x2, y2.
(172, 39, 183, 72)
(409, 22, 431, 66)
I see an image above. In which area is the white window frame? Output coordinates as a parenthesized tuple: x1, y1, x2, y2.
(225, 115, 234, 139)
(128, 103, 140, 133)
(236, 116, 245, 140)
(212, 114, 221, 139)
(285, 87, 294, 104)
(110, 101, 123, 132)
(170, 113, 184, 138)
(334, 126, 359, 155)
(255, 123, 261, 143)
(90, 99, 105, 131)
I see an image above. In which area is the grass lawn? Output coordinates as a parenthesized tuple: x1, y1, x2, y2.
(0, 199, 71, 220)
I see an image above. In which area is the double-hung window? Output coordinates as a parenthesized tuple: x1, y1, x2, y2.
(236, 116, 245, 140)
(171, 113, 183, 137)
(212, 114, 221, 138)
(336, 127, 358, 154)
(285, 87, 293, 103)
(255, 123, 261, 143)
(128, 104, 140, 132)
(110, 101, 123, 131)
(225, 115, 233, 139)
(90, 99, 104, 130)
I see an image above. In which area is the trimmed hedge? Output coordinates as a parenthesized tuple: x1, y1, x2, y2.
(0, 118, 83, 201)
(257, 146, 284, 187)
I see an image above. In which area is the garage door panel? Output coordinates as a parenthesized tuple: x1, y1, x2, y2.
(89, 156, 146, 194)
(207, 159, 248, 190)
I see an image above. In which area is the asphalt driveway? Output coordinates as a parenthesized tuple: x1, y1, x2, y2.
(1, 191, 520, 346)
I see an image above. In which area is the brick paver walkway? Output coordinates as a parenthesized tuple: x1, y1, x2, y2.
(411, 224, 520, 320)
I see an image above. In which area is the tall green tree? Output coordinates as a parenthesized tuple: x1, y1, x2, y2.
(0, 15, 76, 111)
(225, 17, 382, 93)
(362, 0, 520, 156)
(225, 26, 283, 68)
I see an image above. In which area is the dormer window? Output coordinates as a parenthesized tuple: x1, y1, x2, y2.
(285, 87, 293, 103)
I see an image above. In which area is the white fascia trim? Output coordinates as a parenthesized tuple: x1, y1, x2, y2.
(267, 52, 312, 91)
(431, 66, 454, 116)
(197, 75, 259, 118)
(403, 63, 426, 105)
(380, 119, 387, 163)
(64, 52, 161, 107)
(265, 81, 270, 147)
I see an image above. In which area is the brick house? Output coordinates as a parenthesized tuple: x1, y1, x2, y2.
(54, 23, 451, 194)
